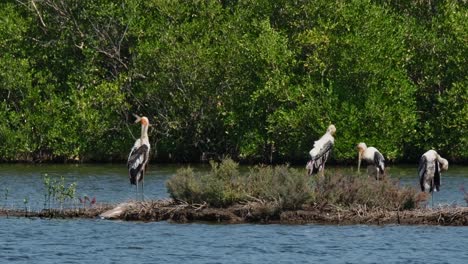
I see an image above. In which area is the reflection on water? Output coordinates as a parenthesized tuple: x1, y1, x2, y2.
(0, 164, 467, 264)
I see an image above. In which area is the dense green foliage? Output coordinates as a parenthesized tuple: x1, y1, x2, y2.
(166, 158, 418, 210)
(0, 0, 466, 163)
(166, 158, 313, 208)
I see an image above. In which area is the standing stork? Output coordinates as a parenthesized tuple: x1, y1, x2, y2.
(128, 114, 151, 200)
(306, 125, 336, 176)
(418, 150, 448, 194)
(357, 142, 385, 180)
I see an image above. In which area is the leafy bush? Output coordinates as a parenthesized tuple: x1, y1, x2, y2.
(166, 167, 202, 204)
(246, 165, 313, 209)
(313, 174, 418, 210)
(167, 158, 419, 210)
(167, 158, 312, 208)
(166, 159, 247, 207)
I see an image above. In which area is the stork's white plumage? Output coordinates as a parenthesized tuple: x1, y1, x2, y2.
(127, 115, 150, 200)
(357, 142, 385, 180)
(418, 150, 448, 193)
(306, 125, 336, 176)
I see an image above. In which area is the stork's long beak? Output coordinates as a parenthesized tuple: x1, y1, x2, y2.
(357, 152, 362, 174)
(133, 114, 142, 124)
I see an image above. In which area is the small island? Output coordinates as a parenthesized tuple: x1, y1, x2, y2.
(2, 159, 467, 226)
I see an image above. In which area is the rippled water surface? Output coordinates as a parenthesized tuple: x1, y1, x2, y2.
(1, 164, 467, 263)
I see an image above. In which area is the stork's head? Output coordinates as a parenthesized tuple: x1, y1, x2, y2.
(133, 114, 149, 126)
(140, 117, 149, 126)
(356, 142, 367, 174)
(439, 157, 449, 171)
(357, 142, 367, 154)
(327, 124, 336, 135)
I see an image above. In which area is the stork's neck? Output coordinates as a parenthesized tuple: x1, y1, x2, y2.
(322, 131, 334, 140)
(358, 146, 367, 156)
(140, 124, 149, 142)
(436, 154, 448, 170)
(362, 147, 375, 161)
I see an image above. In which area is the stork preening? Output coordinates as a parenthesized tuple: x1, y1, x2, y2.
(357, 142, 385, 180)
(127, 114, 151, 200)
(418, 150, 448, 195)
(306, 125, 336, 176)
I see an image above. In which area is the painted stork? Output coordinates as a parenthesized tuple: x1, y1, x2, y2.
(418, 150, 448, 193)
(357, 142, 385, 180)
(127, 114, 151, 200)
(306, 125, 336, 176)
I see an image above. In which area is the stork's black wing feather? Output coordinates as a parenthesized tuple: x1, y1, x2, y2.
(128, 145, 149, 185)
(434, 159, 441, 192)
(311, 140, 334, 161)
(418, 156, 427, 192)
(308, 160, 322, 175)
(374, 151, 385, 173)
(308, 140, 334, 175)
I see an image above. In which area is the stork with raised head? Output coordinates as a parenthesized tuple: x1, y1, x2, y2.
(306, 125, 336, 176)
(357, 142, 385, 180)
(128, 114, 151, 200)
(418, 150, 448, 194)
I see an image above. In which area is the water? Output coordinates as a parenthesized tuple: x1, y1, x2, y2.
(1, 164, 468, 263)
(1, 218, 468, 263)
(0, 164, 180, 210)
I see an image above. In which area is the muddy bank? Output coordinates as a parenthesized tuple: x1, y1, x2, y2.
(0, 204, 114, 219)
(113, 200, 468, 226)
(280, 207, 468, 226)
(2, 200, 468, 226)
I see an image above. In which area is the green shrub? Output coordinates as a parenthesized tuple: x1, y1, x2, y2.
(246, 165, 313, 210)
(166, 158, 247, 207)
(313, 173, 418, 210)
(203, 159, 246, 207)
(167, 158, 418, 210)
(167, 158, 312, 209)
(166, 167, 202, 204)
